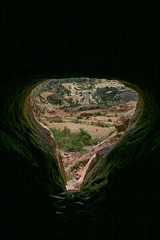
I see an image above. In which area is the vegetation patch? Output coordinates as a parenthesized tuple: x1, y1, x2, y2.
(91, 122, 112, 128)
(50, 127, 93, 152)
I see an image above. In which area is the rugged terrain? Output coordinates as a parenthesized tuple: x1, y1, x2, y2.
(31, 78, 137, 189)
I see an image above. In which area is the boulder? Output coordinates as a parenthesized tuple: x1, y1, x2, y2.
(115, 109, 135, 132)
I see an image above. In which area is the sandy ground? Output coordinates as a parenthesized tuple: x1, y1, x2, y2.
(41, 91, 53, 99)
(64, 94, 81, 103)
(47, 121, 115, 138)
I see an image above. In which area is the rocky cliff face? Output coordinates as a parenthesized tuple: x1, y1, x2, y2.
(1, 2, 160, 240)
(114, 109, 135, 132)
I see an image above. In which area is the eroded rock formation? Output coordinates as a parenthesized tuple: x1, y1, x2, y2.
(114, 109, 135, 132)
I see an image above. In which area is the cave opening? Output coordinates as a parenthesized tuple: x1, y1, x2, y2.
(30, 78, 138, 191)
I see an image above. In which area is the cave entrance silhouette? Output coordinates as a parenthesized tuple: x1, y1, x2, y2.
(30, 78, 138, 191)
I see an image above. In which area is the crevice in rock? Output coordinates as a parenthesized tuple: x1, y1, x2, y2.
(29, 78, 138, 192)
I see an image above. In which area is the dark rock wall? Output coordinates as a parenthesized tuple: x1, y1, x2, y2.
(1, 1, 160, 239)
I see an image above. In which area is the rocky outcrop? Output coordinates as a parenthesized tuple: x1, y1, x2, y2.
(57, 152, 67, 185)
(114, 109, 135, 132)
(25, 94, 57, 156)
(26, 94, 67, 185)
(79, 144, 116, 188)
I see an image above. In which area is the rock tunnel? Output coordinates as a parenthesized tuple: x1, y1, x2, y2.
(1, 2, 160, 240)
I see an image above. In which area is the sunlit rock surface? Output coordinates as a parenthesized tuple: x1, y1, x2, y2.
(114, 109, 135, 132)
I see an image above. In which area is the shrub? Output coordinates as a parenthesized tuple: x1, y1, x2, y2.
(73, 119, 79, 123)
(120, 104, 125, 108)
(92, 112, 102, 117)
(49, 118, 63, 123)
(50, 127, 92, 152)
(92, 137, 100, 145)
(95, 122, 111, 127)
(38, 94, 47, 104)
(108, 119, 112, 122)
(79, 128, 92, 145)
(77, 116, 82, 119)
(61, 127, 71, 137)
(92, 136, 105, 145)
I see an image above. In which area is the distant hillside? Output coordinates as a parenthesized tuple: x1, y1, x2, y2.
(31, 78, 138, 116)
